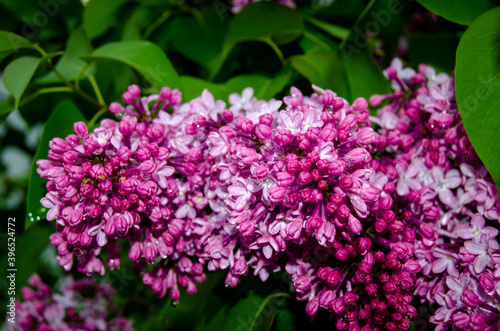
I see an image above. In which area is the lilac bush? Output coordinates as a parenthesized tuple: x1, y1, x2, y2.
(11, 273, 133, 331)
(35, 58, 500, 330)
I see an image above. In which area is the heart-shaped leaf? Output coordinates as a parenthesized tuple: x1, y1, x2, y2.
(455, 6, 500, 191)
(81, 41, 180, 91)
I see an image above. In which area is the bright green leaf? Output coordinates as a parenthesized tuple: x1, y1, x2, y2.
(415, 0, 498, 25)
(3, 56, 41, 108)
(455, 6, 500, 191)
(83, 0, 130, 39)
(25, 102, 86, 229)
(222, 292, 288, 331)
(81, 41, 180, 91)
(38, 27, 94, 84)
(0, 30, 31, 56)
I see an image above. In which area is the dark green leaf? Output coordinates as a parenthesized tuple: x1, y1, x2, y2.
(299, 26, 340, 53)
(81, 41, 181, 91)
(0, 30, 31, 55)
(271, 308, 295, 331)
(415, 0, 498, 25)
(3, 56, 41, 108)
(83, 0, 130, 39)
(290, 50, 349, 98)
(341, 50, 390, 102)
(168, 7, 229, 77)
(455, 7, 500, 191)
(222, 292, 288, 331)
(225, 2, 303, 46)
(38, 27, 94, 83)
(25, 102, 86, 229)
(303, 15, 350, 40)
(179, 76, 227, 102)
(408, 32, 461, 75)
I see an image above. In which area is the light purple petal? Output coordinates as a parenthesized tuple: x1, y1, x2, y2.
(464, 241, 486, 255)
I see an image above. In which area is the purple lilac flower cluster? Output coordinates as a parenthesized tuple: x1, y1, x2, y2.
(370, 58, 500, 330)
(11, 273, 133, 331)
(37, 58, 500, 330)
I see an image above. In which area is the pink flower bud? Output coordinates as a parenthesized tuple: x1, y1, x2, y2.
(479, 273, 495, 293)
(461, 289, 479, 307)
(255, 124, 272, 139)
(305, 299, 319, 316)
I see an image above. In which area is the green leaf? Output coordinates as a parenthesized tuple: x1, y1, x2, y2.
(38, 27, 94, 83)
(225, 2, 304, 46)
(168, 7, 230, 77)
(303, 15, 350, 41)
(341, 50, 390, 102)
(222, 292, 288, 331)
(83, 0, 131, 39)
(455, 6, 500, 191)
(3, 56, 41, 108)
(0, 30, 31, 55)
(408, 32, 460, 75)
(272, 308, 295, 331)
(290, 50, 349, 98)
(415, 0, 498, 25)
(25, 102, 86, 229)
(180, 73, 289, 103)
(291, 49, 389, 103)
(81, 41, 180, 91)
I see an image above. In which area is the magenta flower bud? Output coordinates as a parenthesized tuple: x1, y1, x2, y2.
(402, 228, 415, 242)
(461, 289, 479, 307)
(294, 275, 312, 293)
(479, 273, 495, 293)
(361, 187, 380, 202)
(233, 258, 248, 276)
(357, 237, 372, 255)
(90, 164, 106, 181)
(269, 185, 286, 203)
(451, 312, 470, 329)
(420, 223, 435, 239)
(109, 102, 124, 114)
(73, 121, 88, 136)
(249, 165, 268, 179)
(136, 147, 151, 161)
(423, 206, 439, 220)
(339, 176, 353, 190)
(332, 298, 345, 314)
(49, 137, 67, 153)
(348, 216, 363, 235)
(285, 221, 302, 240)
(470, 313, 487, 331)
(317, 267, 332, 280)
(299, 137, 311, 150)
(389, 220, 404, 235)
(383, 281, 397, 293)
(185, 123, 197, 135)
(256, 113, 272, 126)
(253, 124, 271, 140)
(343, 292, 358, 305)
(335, 248, 349, 261)
(369, 94, 386, 107)
(328, 160, 346, 176)
(352, 97, 368, 111)
(357, 127, 377, 145)
(139, 160, 157, 174)
(239, 220, 255, 236)
(318, 290, 335, 307)
(305, 299, 319, 316)
(128, 242, 142, 261)
(296, 171, 311, 185)
(127, 84, 140, 98)
(326, 270, 340, 287)
(403, 260, 421, 273)
(345, 148, 371, 165)
(277, 172, 294, 188)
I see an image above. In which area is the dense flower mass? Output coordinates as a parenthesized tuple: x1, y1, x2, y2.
(36, 58, 500, 330)
(11, 273, 133, 331)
